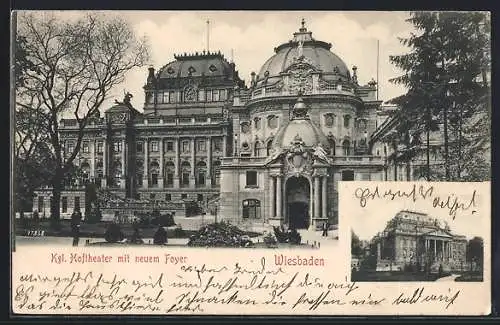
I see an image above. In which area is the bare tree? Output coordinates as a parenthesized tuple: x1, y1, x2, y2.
(16, 12, 149, 224)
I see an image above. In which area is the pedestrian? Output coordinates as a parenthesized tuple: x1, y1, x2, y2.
(322, 221, 329, 237)
(71, 208, 82, 247)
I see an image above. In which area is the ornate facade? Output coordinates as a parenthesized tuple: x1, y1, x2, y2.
(368, 210, 468, 272)
(33, 21, 391, 224)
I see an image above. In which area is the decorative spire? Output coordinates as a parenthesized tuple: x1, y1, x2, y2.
(352, 65, 358, 85)
(300, 18, 307, 32)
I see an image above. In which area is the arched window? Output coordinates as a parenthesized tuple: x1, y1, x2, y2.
(150, 161, 160, 187)
(266, 139, 274, 156)
(267, 115, 278, 129)
(242, 199, 261, 219)
(181, 161, 191, 186)
(342, 139, 351, 156)
(324, 113, 335, 127)
(344, 115, 351, 128)
(165, 161, 175, 187)
(254, 141, 264, 157)
(254, 117, 261, 130)
(328, 138, 336, 156)
(212, 160, 221, 186)
(196, 161, 207, 186)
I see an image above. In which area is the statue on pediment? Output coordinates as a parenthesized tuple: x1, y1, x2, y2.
(312, 143, 329, 163)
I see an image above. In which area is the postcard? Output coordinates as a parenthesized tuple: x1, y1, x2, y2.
(11, 10, 491, 316)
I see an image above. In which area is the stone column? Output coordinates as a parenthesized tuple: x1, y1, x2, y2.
(223, 135, 227, 157)
(322, 176, 327, 220)
(143, 138, 149, 188)
(120, 139, 126, 189)
(433, 239, 437, 259)
(276, 175, 282, 218)
(174, 138, 180, 187)
(90, 140, 95, 180)
(190, 137, 196, 188)
(206, 136, 212, 187)
(314, 176, 320, 219)
(101, 139, 107, 187)
(309, 178, 313, 220)
(158, 139, 164, 188)
(269, 176, 275, 219)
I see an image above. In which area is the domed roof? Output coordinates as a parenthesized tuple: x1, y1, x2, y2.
(273, 95, 329, 148)
(158, 52, 233, 79)
(258, 20, 350, 80)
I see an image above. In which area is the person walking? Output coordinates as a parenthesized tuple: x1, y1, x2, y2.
(71, 208, 82, 247)
(322, 221, 329, 237)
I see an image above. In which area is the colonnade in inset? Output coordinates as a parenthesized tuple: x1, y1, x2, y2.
(424, 238, 452, 261)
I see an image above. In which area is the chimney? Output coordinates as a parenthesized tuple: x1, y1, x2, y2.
(147, 66, 156, 85)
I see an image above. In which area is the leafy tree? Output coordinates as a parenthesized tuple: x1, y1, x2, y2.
(15, 12, 149, 226)
(351, 230, 363, 257)
(389, 11, 490, 181)
(466, 236, 484, 271)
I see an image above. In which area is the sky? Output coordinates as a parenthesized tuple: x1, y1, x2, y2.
(341, 182, 490, 242)
(26, 11, 416, 111)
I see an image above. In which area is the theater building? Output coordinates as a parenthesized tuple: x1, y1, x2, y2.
(368, 210, 468, 272)
(33, 21, 391, 226)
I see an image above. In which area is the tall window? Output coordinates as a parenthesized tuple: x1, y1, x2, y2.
(266, 140, 273, 156)
(165, 161, 175, 186)
(150, 161, 159, 186)
(162, 91, 170, 103)
(242, 199, 261, 219)
(165, 193, 171, 201)
(181, 161, 191, 186)
(151, 141, 159, 152)
(197, 140, 206, 152)
(198, 89, 205, 101)
(254, 117, 261, 130)
(246, 171, 258, 187)
(113, 141, 122, 152)
(67, 141, 75, 154)
(342, 139, 351, 156)
(212, 160, 221, 185)
(82, 141, 89, 153)
(136, 142, 143, 153)
(166, 141, 174, 152)
(62, 196, 68, 213)
(97, 141, 103, 153)
(182, 140, 190, 153)
(169, 91, 176, 103)
(196, 161, 206, 186)
(212, 89, 220, 101)
(344, 115, 351, 128)
(38, 196, 44, 212)
(74, 197, 80, 211)
(213, 138, 222, 152)
(206, 90, 213, 102)
(254, 141, 264, 157)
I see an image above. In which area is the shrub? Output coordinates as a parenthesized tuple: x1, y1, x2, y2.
(158, 213, 175, 227)
(263, 232, 278, 247)
(173, 225, 185, 238)
(104, 223, 125, 243)
(153, 226, 168, 245)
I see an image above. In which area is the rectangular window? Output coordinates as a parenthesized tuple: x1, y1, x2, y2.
(38, 196, 44, 212)
(67, 141, 75, 154)
(220, 89, 227, 101)
(181, 193, 187, 199)
(151, 141, 159, 152)
(62, 196, 68, 213)
(113, 141, 122, 152)
(151, 173, 158, 185)
(197, 194, 203, 202)
(156, 92, 163, 104)
(197, 140, 206, 152)
(182, 141, 190, 153)
(214, 138, 222, 152)
(74, 197, 80, 211)
(97, 141, 103, 153)
(165, 193, 171, 201)
(246, 171, 258, 187)
(163, 91, 169, 104)
(198, 89, 205, 101)
(169, 91, 176, 103)
(212, 89, 220, 102)
(166, 141, 174, 152)
(342, 170, 355, 181)
(136, 142, 143, 153)
(182, 172, 190, 185)
(206, 90, 213, 102)
(82, 141, 89, 153)
(166, 173, 174, 185)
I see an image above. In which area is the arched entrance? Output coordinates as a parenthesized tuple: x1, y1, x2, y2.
(285, 176, 310, 229)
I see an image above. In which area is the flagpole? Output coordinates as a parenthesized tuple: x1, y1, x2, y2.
(376, 39, 380, 101)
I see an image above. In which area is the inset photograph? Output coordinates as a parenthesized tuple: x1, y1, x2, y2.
(351, 209, 484, 282)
